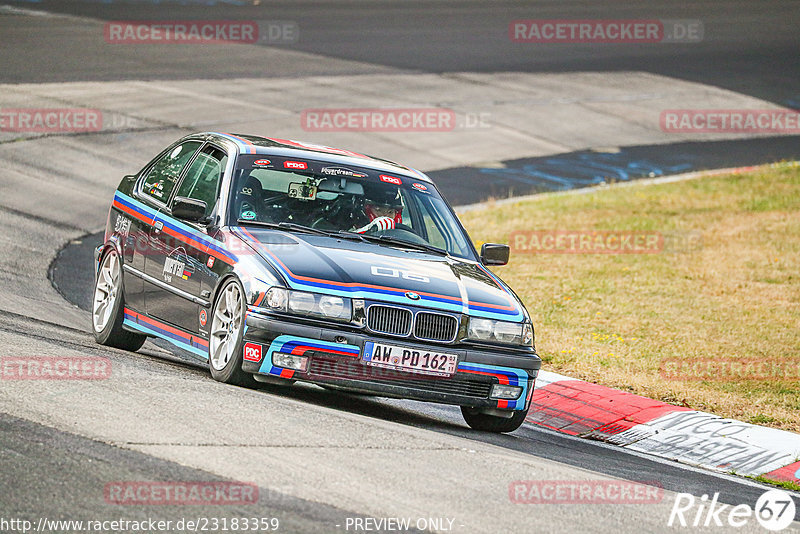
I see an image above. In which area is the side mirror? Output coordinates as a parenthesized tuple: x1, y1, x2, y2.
(480, 243, 509, 266)
(172, 196, 208, 223)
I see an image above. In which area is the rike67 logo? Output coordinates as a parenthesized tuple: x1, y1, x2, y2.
(669, 489, 797, 531)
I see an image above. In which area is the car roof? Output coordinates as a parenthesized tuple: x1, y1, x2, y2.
(186, 132, 432, 183)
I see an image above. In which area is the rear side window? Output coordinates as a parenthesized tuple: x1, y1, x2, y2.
(174, 145, 228, 216)
(141, 141, 202, 203)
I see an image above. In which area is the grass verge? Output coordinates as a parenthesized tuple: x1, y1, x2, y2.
(459, 162, 800, 432)
(749, 475, 800, 492)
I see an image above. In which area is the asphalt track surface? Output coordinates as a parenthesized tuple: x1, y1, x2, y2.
(431, 136, 800, 205)
(2, 1, 800, 533)
(3, 0, 800, 110)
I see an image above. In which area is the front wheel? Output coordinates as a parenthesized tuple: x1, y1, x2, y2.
(92, 248, 146, 351)
(208, 278, 257, 387)
(461, 406, 529, 433)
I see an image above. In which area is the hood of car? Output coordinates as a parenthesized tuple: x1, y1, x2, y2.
(234, 228, 525, 322)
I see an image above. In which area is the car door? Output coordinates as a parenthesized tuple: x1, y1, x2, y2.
(145, 143, 228, 335)
(135, 140, 203, 330)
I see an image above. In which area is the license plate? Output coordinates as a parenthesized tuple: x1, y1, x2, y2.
(362, 341, 458, 377)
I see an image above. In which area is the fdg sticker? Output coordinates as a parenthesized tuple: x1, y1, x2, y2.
(283, 161, 307, 170)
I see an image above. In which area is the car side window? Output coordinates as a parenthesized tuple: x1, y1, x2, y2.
(174, 145, 228, 216)
(141, 141, 202, 203)
(411, 193, 467, 255)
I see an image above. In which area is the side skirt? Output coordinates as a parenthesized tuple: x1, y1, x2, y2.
(122, 307, 209, 359)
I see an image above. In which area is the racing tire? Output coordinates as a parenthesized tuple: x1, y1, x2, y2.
(208, 278, 257, 388)
(92, 248, 147, 351)
(461, 405, 529, 433)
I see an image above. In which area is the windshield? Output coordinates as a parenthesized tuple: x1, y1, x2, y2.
(228, 155, 475, 259)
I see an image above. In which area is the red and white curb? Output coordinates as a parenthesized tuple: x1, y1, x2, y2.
(526, 370, 800, 484)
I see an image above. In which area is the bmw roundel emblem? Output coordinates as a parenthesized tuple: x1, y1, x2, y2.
(405, 291, 420, 300)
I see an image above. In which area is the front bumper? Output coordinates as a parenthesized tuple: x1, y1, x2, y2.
(242, 310, 540, 411)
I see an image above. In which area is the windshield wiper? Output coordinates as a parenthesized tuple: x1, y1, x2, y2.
(236, 220, 333, 237)
(355, 233, 449, 256)
(333, 230, 370, 242)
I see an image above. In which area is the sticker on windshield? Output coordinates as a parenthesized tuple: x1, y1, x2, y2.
(240, 210, 257, 220)
(412, 182, 429, 192)
(380, 174, 402, 185)
(321, 166, 367, 178)
(283, 161, 308, 170)
(254, 159, 271, 166)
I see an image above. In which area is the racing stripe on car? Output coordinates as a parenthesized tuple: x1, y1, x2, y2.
(288, 342, 358, 357)
(256, 335, 360, 377)
(265, 137, 373, 160)
(458, 362, 530, 410)
(123, 307, 208, 357)
(235, 225, 463, 307)
(471, 263, 523, 316)
(232, 226, 523, 320)
(213, 132, 258, 154)
(113, 192, 236, 265)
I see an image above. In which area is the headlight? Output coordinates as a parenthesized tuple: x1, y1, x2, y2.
(468, 318, 494, 339)
(264, 287, 351, 322)
(467, 317, 533, 347)
(319, 295, 346, 317)
(288, 291, 316, 314)
(494, 321, 521, 343)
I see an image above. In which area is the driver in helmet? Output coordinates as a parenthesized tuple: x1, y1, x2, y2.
(352, 185, 403, 234)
